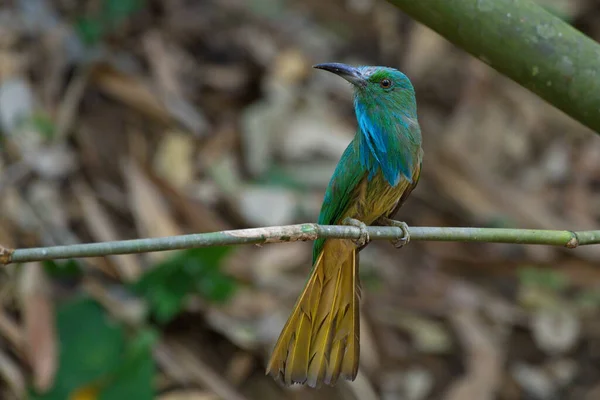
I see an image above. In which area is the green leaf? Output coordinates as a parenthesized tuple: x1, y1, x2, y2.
(518, 266, 569, 292)
(74, 0, 145, 46)
(75, 17, 105, 46)
(247, 0, 286, 19)
(196, 272, 237, 303)
(103, 0, 144, 24)
(575, 289, 600, 311)
(358, 262, 383, 292)
(27, 112, 56, 140)
(30, 297, 125, 400)
(258, 166, 307, 191)
(43, 259, 83, 280)
(133, 247, 237, 323)
(30, 297, 155, 400)
(98, 330, 157, 400)
(483, 215, 517, 229)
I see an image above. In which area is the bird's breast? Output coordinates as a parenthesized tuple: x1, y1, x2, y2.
(342, 167, 417, 225)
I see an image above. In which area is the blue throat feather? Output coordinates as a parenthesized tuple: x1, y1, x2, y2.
(354, 95, 417, 186)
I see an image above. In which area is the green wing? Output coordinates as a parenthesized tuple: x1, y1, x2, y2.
(313, 139, 366, 263)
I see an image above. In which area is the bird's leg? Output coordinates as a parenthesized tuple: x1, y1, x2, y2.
(377, 217, 410, 248)
(343, 217, 370, 247)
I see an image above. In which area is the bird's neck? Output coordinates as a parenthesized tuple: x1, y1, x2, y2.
(354, 99, 421, 186)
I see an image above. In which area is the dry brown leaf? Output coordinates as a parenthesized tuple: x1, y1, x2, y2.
(373, 2, 402, 64)
(427, 152, 600, 262)
(143, 30, 184, 96)
(124, 159, 182, 262)
(0, 217, 15, 250)
(403, 23, 450, 79)
(19, 262, 57, 393)
(235, 241, 308, 286)
(357, 314, 380, 377)
(225, 352, 254, 385)
(73, 180, 143, 281)
(386, 311, 453, 354)
(159, 391, 219, 400)
(151, 173, 229, 233)
(153, 131, 195, 189)
(54, 67, 90, 141)
(531, 307, 580, 356)
(155, 340, 248, 400)
(237, 185, 297, 226)
(347, 370, 379, 400)
(83, 279, 146, 327)
(90, 64, 171, 125)
(511, 363, 554, 399)
(381, 368, 433, 400)
(0, 348, 26, 400)
(0, 308, 23, 354)
(585, 383, 600, 400)
(271, 48, 310, 85)
(443, 309, 502, 400)
(143, 31, 207, 136)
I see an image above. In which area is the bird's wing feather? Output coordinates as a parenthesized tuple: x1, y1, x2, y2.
(313, 139, 366, 263)
(388, 157, 422, 218)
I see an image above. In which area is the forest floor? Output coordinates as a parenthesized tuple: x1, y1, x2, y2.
(1, 0, 600, 399)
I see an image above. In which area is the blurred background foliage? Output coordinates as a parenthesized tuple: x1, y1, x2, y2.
(0, 0, 599, 399)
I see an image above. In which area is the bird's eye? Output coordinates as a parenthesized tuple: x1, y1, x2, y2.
(380, 78, 392, 88)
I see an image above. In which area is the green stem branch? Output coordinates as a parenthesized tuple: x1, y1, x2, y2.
(1, 223, 598, 265)
(387, 0, 600, 133)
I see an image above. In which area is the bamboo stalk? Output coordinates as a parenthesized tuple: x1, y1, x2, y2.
(388, 0, 600, 133)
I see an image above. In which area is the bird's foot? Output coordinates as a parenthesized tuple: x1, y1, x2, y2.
(378, 217, 410, 248)
(343, 217, 370, 247)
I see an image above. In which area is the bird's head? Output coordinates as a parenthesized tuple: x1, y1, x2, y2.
(313, 63, 421, 185)
(313, 63, 416, 114)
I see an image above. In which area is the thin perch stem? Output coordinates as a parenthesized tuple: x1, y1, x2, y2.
(1, 223, 599, 266)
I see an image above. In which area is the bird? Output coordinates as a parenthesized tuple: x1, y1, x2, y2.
(266, 63, 423, 388)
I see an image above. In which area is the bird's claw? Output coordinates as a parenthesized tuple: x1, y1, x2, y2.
(343, 217, 370, 247)
(378, 217, 410, 248)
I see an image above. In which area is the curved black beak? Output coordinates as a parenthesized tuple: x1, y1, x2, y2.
(313, 63, 365, 87)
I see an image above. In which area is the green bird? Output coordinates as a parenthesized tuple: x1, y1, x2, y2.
(266, 63, 423, 387)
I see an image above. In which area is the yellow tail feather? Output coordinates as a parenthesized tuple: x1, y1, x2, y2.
(266, 239, 360, 388)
